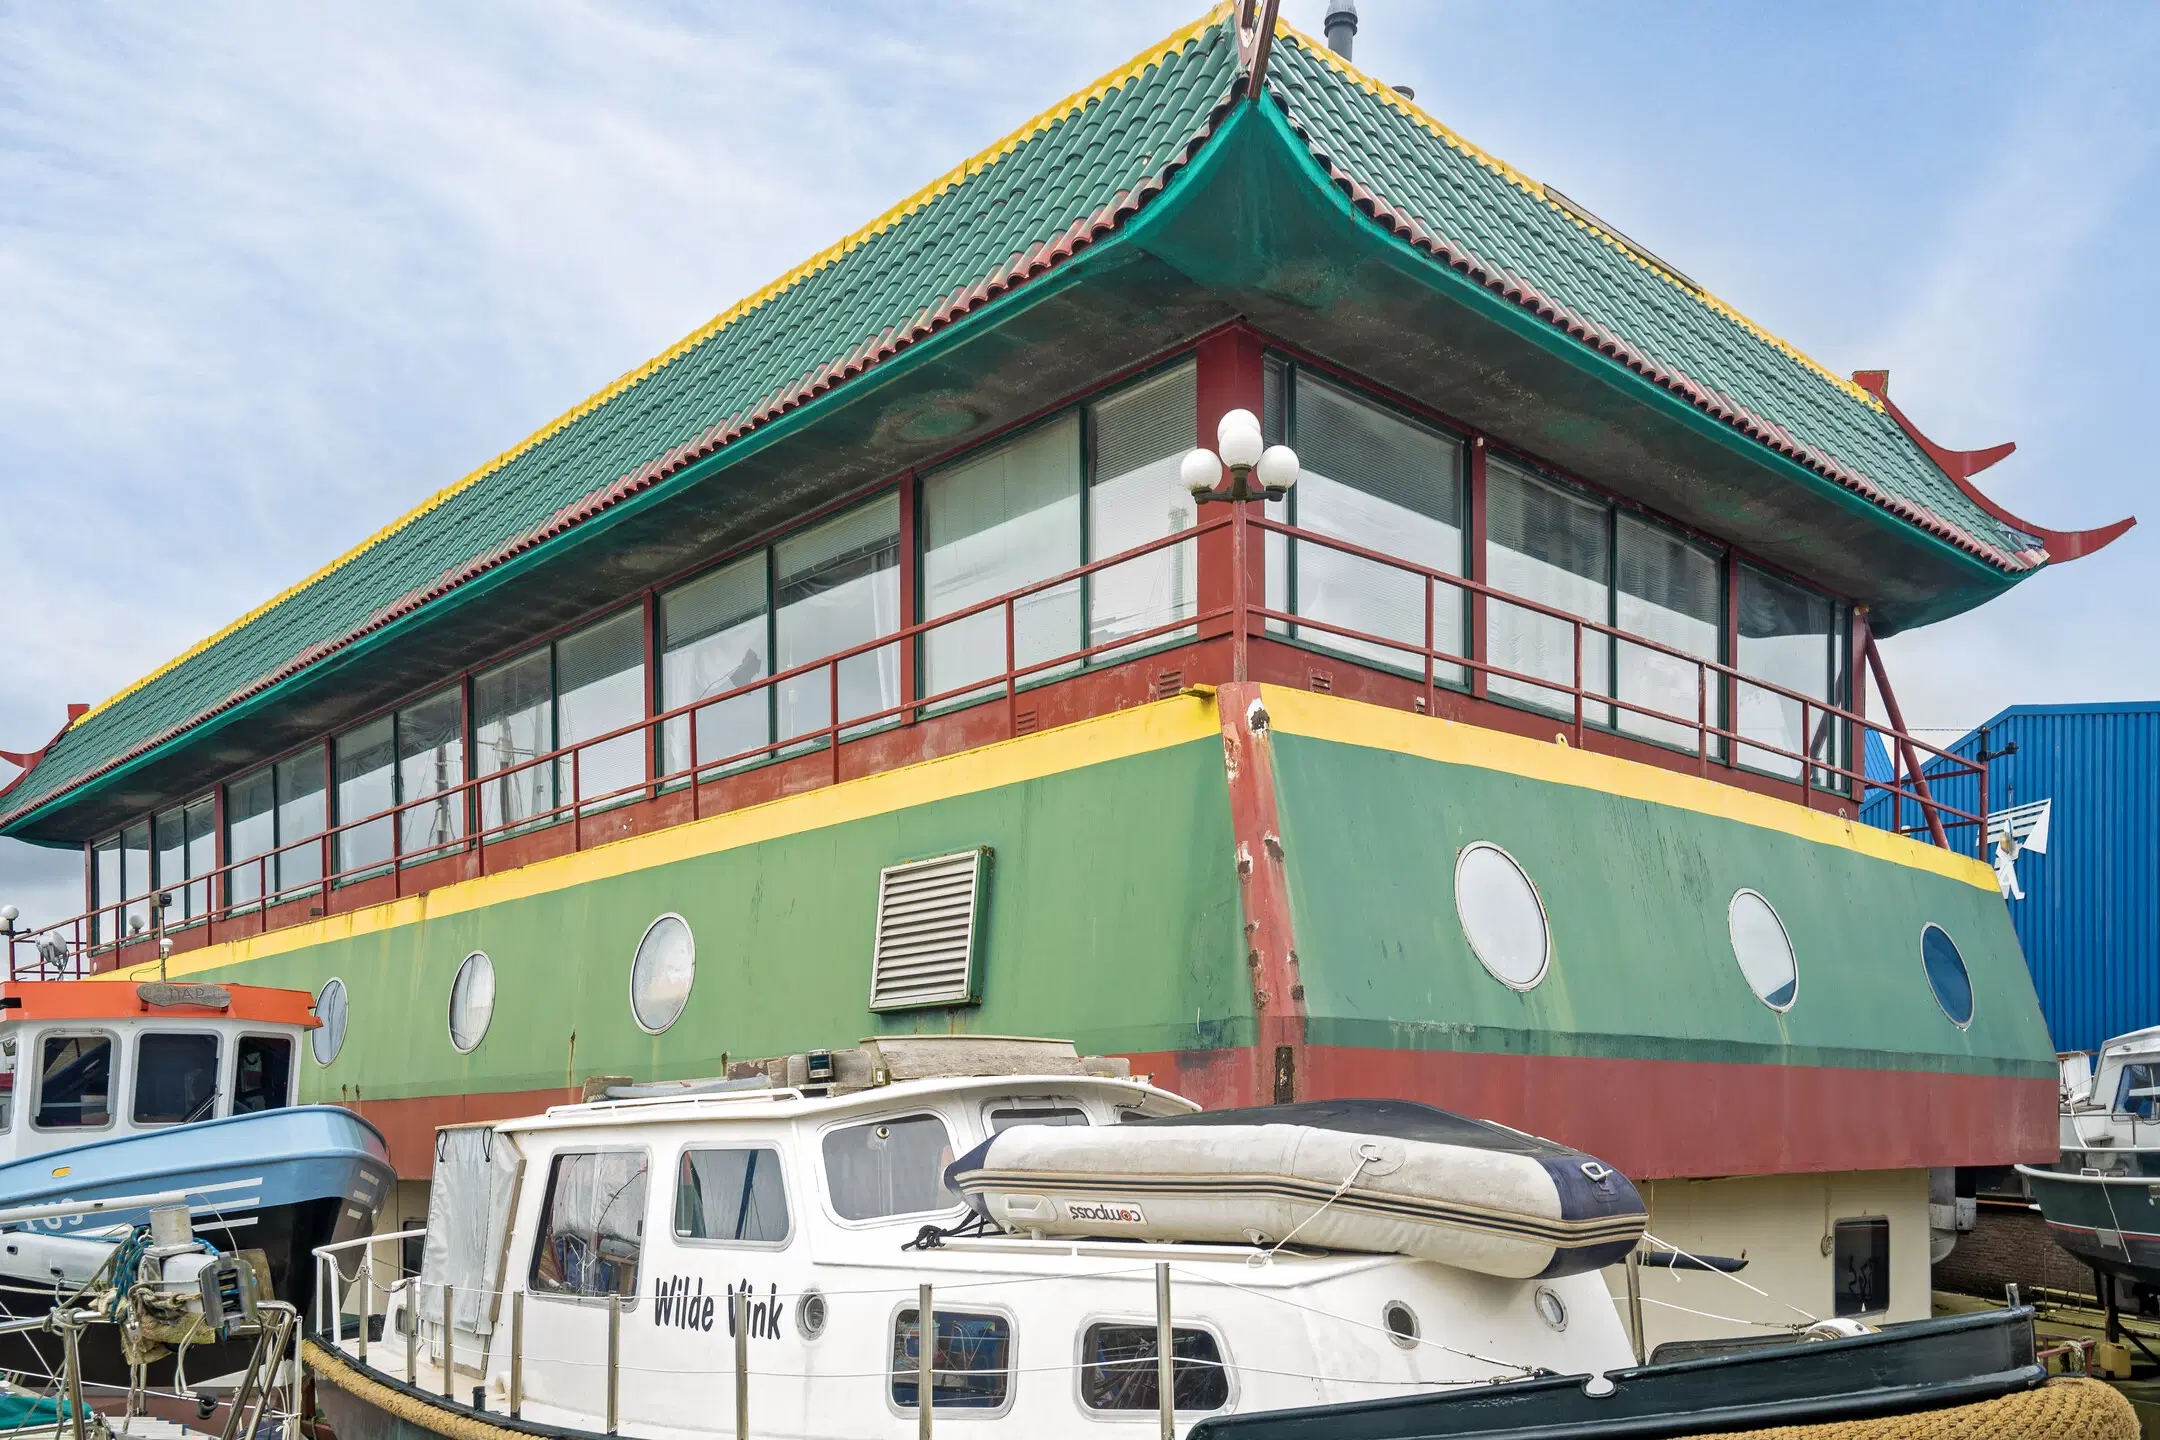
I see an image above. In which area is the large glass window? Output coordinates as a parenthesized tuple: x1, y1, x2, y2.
(1275, 371, 1466, 680)
(555, 609, 647, 811)
(891, 1310, 1011, 1411)
(34, 1034, 112, 1130)
(274, 750, 327, 894)
(776, 496, 901, 745)
(474, 647, 555, 836)
(92, 836, 121, 947)
(1087, 362, 1200, 654)
(397, 687, 465, 861)
(224, 766, 276, 909)
(1615, 514, 1723, 753)
(155, 796, 216, 924)
(133, 1033, 219, 1125)
(120, 822, 151, 938)
(821, 1113, 956, 1221)
(529, 1150, 648, 1299)
(660, 554, 771, 781)
(923, 416, 1081, 702)
(674, 1147, 790, 1244)
(1486, 459, 1611, 719)
(334, 714, 397, 877)
(1738, 564, 1848, 784)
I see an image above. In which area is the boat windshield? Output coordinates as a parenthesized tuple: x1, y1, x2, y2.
(2116, 1062, 2160, 1121)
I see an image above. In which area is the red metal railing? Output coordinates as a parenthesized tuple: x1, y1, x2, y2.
(4, 502, 1983, 979)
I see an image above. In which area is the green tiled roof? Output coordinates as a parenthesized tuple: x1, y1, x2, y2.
(0, 7, 2042, 831)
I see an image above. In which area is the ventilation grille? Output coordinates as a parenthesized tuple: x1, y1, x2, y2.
(870, 849, 990, 1012)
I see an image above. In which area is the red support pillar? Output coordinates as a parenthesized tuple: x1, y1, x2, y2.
(1195, 330, 1267, 679)
(1850, 606, 1871, 811)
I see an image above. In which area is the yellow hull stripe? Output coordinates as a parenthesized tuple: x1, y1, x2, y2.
(1261, 685, 1999, 892)
(75, 7, 1235, 729)
(119, 695, 1223, 980)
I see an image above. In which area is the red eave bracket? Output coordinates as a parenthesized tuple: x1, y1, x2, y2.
(1853, 370, 2135, 563)
(0, 704, 88, 806)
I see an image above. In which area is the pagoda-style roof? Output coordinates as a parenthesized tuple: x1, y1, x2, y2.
(1, 4, 2124, 841)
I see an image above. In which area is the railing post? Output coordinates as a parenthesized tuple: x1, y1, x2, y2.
(1422, 577, 1435, 716)
(829, 661, 842, 787)
(359, 1251, 371, 1365)
(573, 748, 583, 850)
(442, 1282, 454, 1399)
(1004, 598, 1018, 740)
(1156, 1262, 1175, 1440)
(510, 1290, 523, 1419)
(1571, 624, 1585, 746)
(918, 1282, 935, 1440)
(733, 1286, 750, 1440)
(606, 1292, 621, 1435)
(406, 1284, 418, 1385)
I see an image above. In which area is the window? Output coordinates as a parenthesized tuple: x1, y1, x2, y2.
(230, 750, 327, 908)
(1921, 924, 1974, 1027)
(396, 687, 465, 862)
(91, 835, 121, 946)
(1455, 842, 1549, 990)
(34, 1033, 113, 1129)
(1271, 369, 1466, 680)
(475, 647, 555, 837)
(0, 1039, 14, 1132)
(986, 1105, 1089, 1132)
(448, 952, 495, 1053)
(661, 554, 771, 782)
(1832, 1216, 1890, 1317)
(629, 914, 694, 1034)
(1615, 514, 1724, 752)
(155, 796, 216, 924)
(274, 751, 328, 893)
(891, 1309, 1011, 1411)
(822, 1113, 957, 1221)
(1486, 459, 1611, 719)
(334, 714, 398, 876)
(1727, 890, 1797, 1011)
(120, 822, 151, 938)
(529, 1150, 648, 1299)
(1080, 1324, 1230, 1413)
(1087, 362, 1200, 654)
(90, 823, 154, 944)
(226, 765, 276, 908)
(675, 1147, 790, 1244)
(234, 1035, 294, 1114)
(312, 979, 348, 1067)
(133, 1033, 219, 1125)
(922, 416, 1082, 702)
(777, 496, 901, 746)
(1738, 564, 1849, 786)
(555, 609, 646, 812)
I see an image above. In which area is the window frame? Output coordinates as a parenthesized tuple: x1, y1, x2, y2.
(130, 1028, 223, 1127)
(670, 1143, 796, 1251)
(1071, 1312, 1236, 1418)
(816, 1110, 966, 1229)
(525, 1146, 653, 1308)
(31, 1028, 120, 1134)
(883, 1299, 1018, 1420)
(232, 1031, 298, 1114)
(1830, 1215, 1891, 1318)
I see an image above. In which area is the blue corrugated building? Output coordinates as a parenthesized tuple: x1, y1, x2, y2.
(1861, 702, 2160, 1053)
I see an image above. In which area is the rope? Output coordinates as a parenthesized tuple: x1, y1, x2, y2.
(1687, 1378, 2133, 1439)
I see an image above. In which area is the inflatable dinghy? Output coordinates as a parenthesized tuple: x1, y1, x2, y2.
(946, 1099, 1646, 1279)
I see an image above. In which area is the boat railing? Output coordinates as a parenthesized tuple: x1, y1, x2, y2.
(19, 500, 1984, 978)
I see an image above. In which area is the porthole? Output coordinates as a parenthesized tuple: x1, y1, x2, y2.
(1921, 924, 1974, 1028)
(1533, 1286, 1568, 1332)
(797, 1288, 828, 1339)
(448, 952, 495, 1053)
(312, 979, 348, 1066)
(1455, 842, 1549, 990)
(1381, 1301, 1419, 1349)
(631, 914, 696, 1034)
(1728, 890, 1798, 1011)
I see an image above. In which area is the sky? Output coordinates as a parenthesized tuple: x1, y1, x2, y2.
(1, 0, 2154, 927)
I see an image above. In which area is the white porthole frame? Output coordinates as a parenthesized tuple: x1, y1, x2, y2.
(629, 912, 697, 1036)
(1453, 841, 1551, 992)
(447, 951, 495, 1054)
(311, 978, 348, 1067)
(1727, 888, 1799, 1013)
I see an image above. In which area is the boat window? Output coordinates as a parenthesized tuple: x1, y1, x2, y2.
(630, 915, 695, 1035)
(987, 1105, 1090, 1133)
(2116, 1063, 2160, 1121)
(822, 1113, 957, 1221)
(1079, 1323, 1229, 1413)
(448, 951, 496, 1053)
(0, 1037, 15, 1132)
(1727, 890, 1798, 1011)
(529, 1150, 648, 1300)
(1831, 1217, 1890, 1317)
(234, 1036, 295, 1114)
(34, 1033, 114, 1130)
(675, 1148, 790, 1245)
(890, 1309, 1010, 1411)
(1920, 924, 1974, 1028)
(312, 979, 348, 1066)
(133, 1033, 220, 1125)
(1455, 841, 1550, 990)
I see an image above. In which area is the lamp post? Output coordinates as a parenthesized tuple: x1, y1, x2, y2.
(1183, 410, 1297, 680)
(0, 905, 17, 981)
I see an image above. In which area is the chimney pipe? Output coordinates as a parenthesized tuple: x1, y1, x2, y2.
(1324, 0, 1357, 60)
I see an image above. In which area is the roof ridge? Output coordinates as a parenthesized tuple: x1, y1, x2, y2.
(67, 3, 1238, 732)
(1275, 18, 1881, 414)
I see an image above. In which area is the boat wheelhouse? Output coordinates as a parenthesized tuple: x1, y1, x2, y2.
(0, 3, 2128, 1348)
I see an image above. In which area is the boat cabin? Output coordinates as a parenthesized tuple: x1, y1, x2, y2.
(0, 980, 315, 1163)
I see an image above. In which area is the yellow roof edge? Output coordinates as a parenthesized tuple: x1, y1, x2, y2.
(69, 4, 1238, 733)
(1277, 19, 1881, 412)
